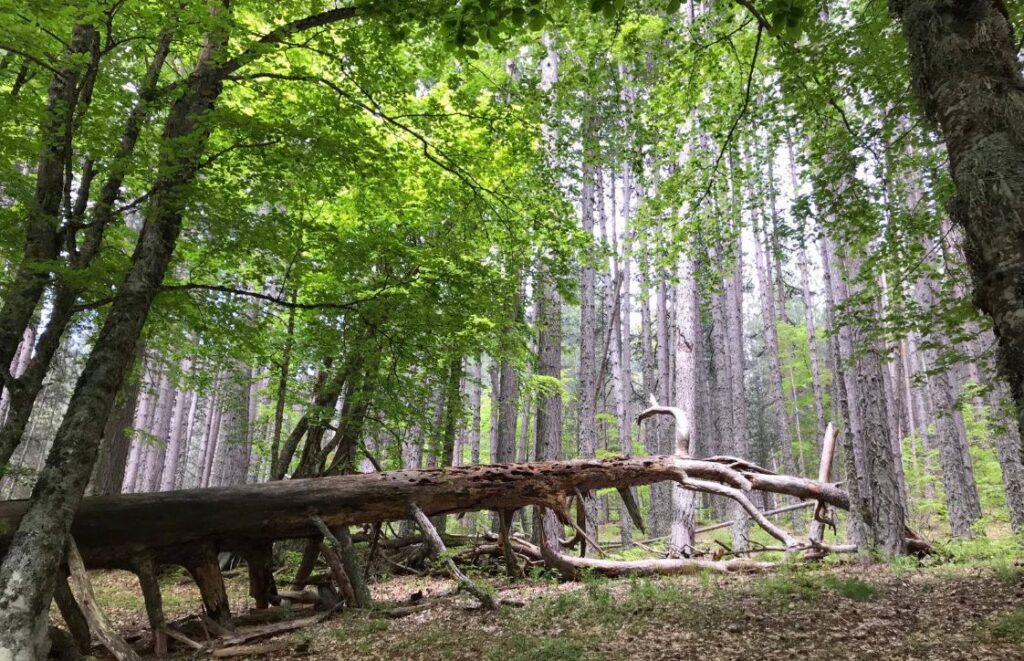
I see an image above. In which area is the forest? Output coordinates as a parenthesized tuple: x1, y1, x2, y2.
(1, 0, 1023, 658)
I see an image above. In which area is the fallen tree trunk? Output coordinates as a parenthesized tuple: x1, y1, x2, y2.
(0, 455, 848, 568)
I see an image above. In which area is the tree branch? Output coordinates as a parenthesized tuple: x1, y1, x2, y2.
(215, 7, 358, 79)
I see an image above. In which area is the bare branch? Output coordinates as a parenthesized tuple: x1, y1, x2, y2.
(637, 394, 691, 456)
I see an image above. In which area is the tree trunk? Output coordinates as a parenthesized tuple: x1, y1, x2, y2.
(0, 454, 852, 570)
(469, 359, 483, 466)
(271, 304, 295, 480)
(577, 159, 600, 553)
(0, 30, 175, 474)
(0, 19, 231, 654)
(533, 271, 563, 554)
(89, 351, 143, 496)
(160, 362, 192, 491)
(893, 0, 1024, 444)
(0, 24, 96, 376)
(752, 213, 795, 476)
(669, 254, 699, 557)
(990, 382, 1024, 532)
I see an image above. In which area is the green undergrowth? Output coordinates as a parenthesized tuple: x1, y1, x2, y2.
(980, 608, 1024, 644)
(756, 570, 880, 603)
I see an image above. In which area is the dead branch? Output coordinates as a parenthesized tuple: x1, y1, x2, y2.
(408, 503, 497, 610)
(637, 394, 691, 456)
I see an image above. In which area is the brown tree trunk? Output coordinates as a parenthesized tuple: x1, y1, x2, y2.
(89, 350, 143, 496)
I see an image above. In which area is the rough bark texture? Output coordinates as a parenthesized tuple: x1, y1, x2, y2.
(533, 272, 563, 553)
(753, 214, 795, 476)
(469, 359, 483, 466)
(894, 0, 1024, 446)
(89, 353, 142, 496)
(0, 455, 851, 569)
(0, 24, 96, 377)
(669, 256, 699, 557)
(0, 19, 230, 656)
(577, 161, 600, 553)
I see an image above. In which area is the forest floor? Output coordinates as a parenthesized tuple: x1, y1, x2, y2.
(77, 553, 1024, 660)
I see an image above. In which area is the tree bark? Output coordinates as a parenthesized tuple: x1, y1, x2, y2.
(0, 16, 231, 654)
(533, 271, 563, 554)
(469, 359, 483, 466)
(577, 158, 600, 553)
(0, 24, 96, 376)
(0, 454, 852, 569)
(160, 362, 192, 491)
(893, 0, 1024, 444)
(669, 254, 699, 557)
(753, 213, 795, 476)
(90, 351, 142, 496)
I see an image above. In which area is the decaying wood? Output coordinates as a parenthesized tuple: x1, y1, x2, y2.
(474, 536, 770, 576)
(65, 538, 141, 661)
(238, 542, 277, 610)
(314, 517, 372, 609)
(163, 627, 204, 651)
(218, 610, 331, 647)
(543, 553, 774, 577)
(183, 543, 233, 627)
(54, 573, 92, 653)
(409, 503, 497, 610)
(638, 395, 690, 456)
(48, 626, 84, 661)
(272, 590, 321, 605)
(131, 553, 167, 655)
(694, 500, 815, 535)
(0, 455, 850, 569)
(810, 422, 838, 546)
(212, 641, 290, 658)
(319, 541, 356, 607)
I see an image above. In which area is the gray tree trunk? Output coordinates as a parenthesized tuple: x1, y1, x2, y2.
(160, 361, 192, 491)
(469, 359, 483, 466)
(0, 15, 231, 652)
(753, 213, 795, 476)
(669, 254, 699, 556)
(577, 159, 600, 552)
(894, 0, 1024, 449)
(533, 271, 563, 553)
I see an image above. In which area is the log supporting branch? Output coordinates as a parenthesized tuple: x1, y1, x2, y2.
(408, 502, 497, 610)
(182, 543, 232, 627)
(131, 552, 167, 656)
(54, 573, 91, 653)
(66, 538, 140, 661)
(237, 542, 277, 610)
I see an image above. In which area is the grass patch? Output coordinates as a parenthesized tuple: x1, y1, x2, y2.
(624, 576, 693, 612)
(489, 637, 588, 661)
(756, 572, 879, 603)
(822, 575, 879, 601)
(981, 608, 1024, 644)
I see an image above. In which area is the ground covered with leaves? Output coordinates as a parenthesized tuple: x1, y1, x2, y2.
(80, 553, 1024, 660)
